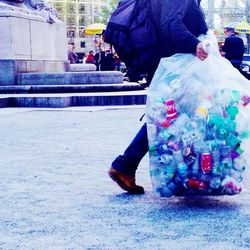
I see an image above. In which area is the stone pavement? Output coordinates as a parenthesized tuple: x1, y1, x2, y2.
(0, 106, 250, 250)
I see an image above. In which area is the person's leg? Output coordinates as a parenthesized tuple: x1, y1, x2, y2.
(112, 123, 148, 175)
(109, 123, 148, 194)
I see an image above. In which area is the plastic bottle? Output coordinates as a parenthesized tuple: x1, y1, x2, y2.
(241, 95, 250, 107)
(147, 109, 165, 125)
(181, 128, 203, 147)
(174, 150, 188, 179)
(149, 165, 162, 193)
(160, 164, 176, 185)
(201, 39, 211, 53)
(183, 145, 196, 167)
(233, 157, 246, 173)
(220, 146, 233, 174)
(158, 128, 174, 143)
(226, 133, 241, 150)
(158, 113, 191, 144)
(221, 176, 242, 195)
(194, 99, 212, 132)
(193, 139, 208, 153)
(219, 89, 240, 108)
(230, 169, 243, 183)
(147, 124, 158, 145)
(217, 127, 229, 141)
(207, 114, 236, 139)
(230, 90, 240, 105)
(160, 153, 173, 164)
(196, 99, 212, 118)
(168, 113, 191, 139)
(160, 181, 178, 197)
(160, 185, 174, 197)
(236, 112, 249, 141)
(157, 144, 169, 154)
(191, 159, 199, 176)
(167, 140, 181, 152)
(209, 97, 224, 117)
(212, 149, 223, 175)
(209, 177, 221, 189)
(149, 146, 160, 166)
(226, 105, 239, 120)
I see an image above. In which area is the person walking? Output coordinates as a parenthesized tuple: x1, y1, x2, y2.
(108, 0, 209, 194)
(222, 27, 245, 71)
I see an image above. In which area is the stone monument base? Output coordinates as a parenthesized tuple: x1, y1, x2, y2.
(0, 60, 69, 85)
(69, 64, 97, 72)
(0, 4, 68, 85)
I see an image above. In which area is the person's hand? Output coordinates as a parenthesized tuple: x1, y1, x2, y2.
(220, 50, 225, 57)
(196, 42, 208, 61)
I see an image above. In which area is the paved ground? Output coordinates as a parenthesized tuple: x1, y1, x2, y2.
(0, 106, 250, 250)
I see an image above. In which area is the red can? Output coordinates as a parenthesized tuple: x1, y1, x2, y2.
(165, 99, 178, 119)
(164, 99, 178, 127)
(200, 153, 212, 173)
(188, 178, 207, 190)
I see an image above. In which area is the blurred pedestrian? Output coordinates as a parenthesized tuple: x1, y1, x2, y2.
(82, 52, 87, 64)
(94, 48, 105, 71)
(68, 42, 78, 64)
(114, 53, 121, 71)
(103, 49, 115, 71)
(86, 50, 95, 64)
(222, 27, 245, 71)
(108, 0, 208, 194)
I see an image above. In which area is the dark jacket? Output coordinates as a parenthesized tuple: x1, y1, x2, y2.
(223, 34, 244, 62)
(150, 0, 208, 58)
(68, 51, 78, 64)
(103, 52, 115, 71)
(94, 51, 106, 71)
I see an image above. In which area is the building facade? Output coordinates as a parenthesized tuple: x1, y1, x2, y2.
(201, 0, 246, 28)
(49, 0, 248, 53)
(49, 0, 109, 53)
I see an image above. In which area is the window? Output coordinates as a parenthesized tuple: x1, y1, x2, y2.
(67, 16, 76, 26)
(80, 41, 86, 48)
(54, 3, 63, 12)
(67, 28, 76, 38)
(67, 3, 76, 14)
(79, 16, 86, 26)
(79, 4, 86, 13)
(93, 5, 99, 14)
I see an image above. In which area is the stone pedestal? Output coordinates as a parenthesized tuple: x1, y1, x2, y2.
(69, 64, 97, 72)
(0, 4, 68, 85)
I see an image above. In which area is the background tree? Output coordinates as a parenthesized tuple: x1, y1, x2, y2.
(207, 0, 215, 28)
(219, 0, 226, 20)
(97, 0, 119, 24)
(246, 0, 250, 52)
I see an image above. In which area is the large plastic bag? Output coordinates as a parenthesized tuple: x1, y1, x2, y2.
(146, 30, 250, 198)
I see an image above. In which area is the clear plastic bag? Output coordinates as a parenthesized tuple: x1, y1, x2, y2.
(146, 30, 250, 197)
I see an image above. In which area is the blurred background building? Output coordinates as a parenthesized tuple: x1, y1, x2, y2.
(48, 0, 109, 53)
(48, 0, 249, 54)
(201, 0, 246, 29)
(201, 0, 249, 46)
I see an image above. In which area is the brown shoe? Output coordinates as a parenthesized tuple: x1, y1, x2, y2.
(108, 167, 144, 194)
